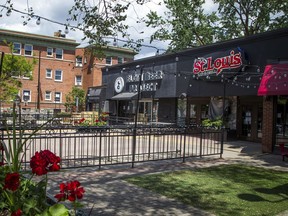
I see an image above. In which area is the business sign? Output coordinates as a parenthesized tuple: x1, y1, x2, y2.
(193, 49, 244, 77)
(126, 70, 163, 92)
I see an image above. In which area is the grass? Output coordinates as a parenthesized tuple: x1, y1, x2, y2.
(125, 164, 288, 216)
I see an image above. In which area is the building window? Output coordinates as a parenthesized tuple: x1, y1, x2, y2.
(76, 56, 83, 67)
(46, 69, 52, 78)
(13, 42, 21, 55)
(47, 47, 53, 56)
(54, 92, 61, 103)
(55, 48, 63, 59)
(45, 91, 51, 100)
(118, 57, 124, 64)
(75, 76, 82, 86)
(22, 90, 31, 102)
(55, 70, 62, 81)
(24, 44, 33, 56)
(106, 56, 112, 65)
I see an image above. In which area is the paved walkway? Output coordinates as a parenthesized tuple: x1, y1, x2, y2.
(46, 140, 288, 216)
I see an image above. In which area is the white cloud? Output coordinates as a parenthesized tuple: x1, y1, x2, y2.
(0, 0, 217, 59)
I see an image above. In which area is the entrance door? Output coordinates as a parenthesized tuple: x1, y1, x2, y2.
(239, 103, 262, 141)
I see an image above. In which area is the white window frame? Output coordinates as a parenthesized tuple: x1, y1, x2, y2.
(46, 69, 52, 79)
(54, 70, 63, 82)
(47, 47, 53, 57)
(76, 56, 83, 67)
(24, 44, 33, 56)
(55, 48, 63, 59)
(75, 76, 82, 86)
(45, 91, 51, 101)
(13, 42, 21, 55)
(118, 57, 124, 64)
(22, 90, 31, 102)
(105, 56, 112, 65)
(54, 92, 62, 103)
(22, 71, 32, 80)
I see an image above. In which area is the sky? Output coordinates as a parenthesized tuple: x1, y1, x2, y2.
(0, 0, 216, 59)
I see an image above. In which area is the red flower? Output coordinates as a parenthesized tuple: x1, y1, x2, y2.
(30, 150, 60, 176)
(79, 118, 85, 123)
(11, 209, 22, 216)
(4, 173, 20, 191)
(95, 119, 99, 123)
(54, 180, 85, 202)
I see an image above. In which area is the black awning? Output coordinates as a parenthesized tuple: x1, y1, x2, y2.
(87, 88, 102, 102)
(111, 92, 138, 100)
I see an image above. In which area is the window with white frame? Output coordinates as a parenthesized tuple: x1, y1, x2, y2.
(22, 90, 31, 102)
(24, 44, 33, 56)
(55, 48, 63, 59)
(76, 56, 83, 67)
(54, 70, 62, 81)
(46, 69, 52, 78)
(47, 47, 53, 56)
(13, 42, 21, 55)
(75, 76, 82, 86)
(118, 57, 124, 64)
(105, 56, 112, 65)
(45, 91, 51, 100)
(54, 92, 61, 103)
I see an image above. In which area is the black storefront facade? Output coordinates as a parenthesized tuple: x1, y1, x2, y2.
(99, 28, 288, 153)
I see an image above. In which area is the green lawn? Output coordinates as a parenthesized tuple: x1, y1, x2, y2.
(125, 164, 288, 216)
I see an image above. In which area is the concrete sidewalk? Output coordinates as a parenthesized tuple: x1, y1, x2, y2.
(46, 141, 288, 216)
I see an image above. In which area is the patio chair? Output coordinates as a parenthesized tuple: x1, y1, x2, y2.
(279, 143, 288, 161)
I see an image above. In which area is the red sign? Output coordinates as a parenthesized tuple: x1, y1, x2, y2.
(193, 50, 243, 76)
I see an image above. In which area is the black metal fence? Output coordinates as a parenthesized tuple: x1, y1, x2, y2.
(0, 124, 223, 170)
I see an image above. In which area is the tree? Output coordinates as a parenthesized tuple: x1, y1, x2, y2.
(145, 0, 288, 51)
(65, 87, 86, 112)
(1, 0, 147, 51)
(0, 43, 36, 102)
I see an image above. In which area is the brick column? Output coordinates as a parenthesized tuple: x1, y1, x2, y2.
(262, 96, 274, 153)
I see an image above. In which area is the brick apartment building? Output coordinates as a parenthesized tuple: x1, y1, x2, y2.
(0, 29, 136, 113)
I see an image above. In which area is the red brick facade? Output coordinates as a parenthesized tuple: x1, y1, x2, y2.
(262, 97, 275, 153)
(0, 29, 136, 112)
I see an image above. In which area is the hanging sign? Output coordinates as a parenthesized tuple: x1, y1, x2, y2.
(193, 49, 244, 77)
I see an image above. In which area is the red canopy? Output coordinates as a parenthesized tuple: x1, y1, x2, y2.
(257, 64, 288, 96)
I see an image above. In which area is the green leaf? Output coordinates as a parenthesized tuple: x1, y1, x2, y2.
(48, 204, 69, 216)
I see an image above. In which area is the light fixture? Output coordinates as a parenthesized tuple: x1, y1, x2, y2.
(64, 26, 69, 34)
(6, 10, 11, 16)
(36, 17, 41, 25)
(113, 38, 117, 46)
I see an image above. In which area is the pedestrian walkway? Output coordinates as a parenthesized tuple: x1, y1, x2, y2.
(46, 140, 288, 216)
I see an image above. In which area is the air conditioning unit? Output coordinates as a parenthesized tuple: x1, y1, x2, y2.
(76, 82, 82, 86)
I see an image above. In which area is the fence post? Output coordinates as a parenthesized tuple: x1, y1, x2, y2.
(59, 128, 62, 167)
(182, 126, 186, 163)
(220, 127, 224, 158)
(99, 130, 102, 170)
(200, 127, 203, 158)
(132, 128, 136, 168)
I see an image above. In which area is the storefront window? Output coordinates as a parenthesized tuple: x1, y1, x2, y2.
(190, 104, 197, 125)
(242, 105, 252, 137)
(201, 104, 209, 120)
(276, 96, 288, 144)
(257, 105, 263, 138)
(177, 98, 187, 126)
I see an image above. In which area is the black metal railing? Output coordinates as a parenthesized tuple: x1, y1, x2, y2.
(0, 124, 223, 170)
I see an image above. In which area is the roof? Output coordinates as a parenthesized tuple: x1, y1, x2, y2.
(0, 28, 80, 50)
(103, 27, 288, 71)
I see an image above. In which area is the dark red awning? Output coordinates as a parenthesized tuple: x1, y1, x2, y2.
(258, 64, 288, 96)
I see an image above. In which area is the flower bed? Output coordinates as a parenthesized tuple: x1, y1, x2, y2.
(0, 110, 86, 215)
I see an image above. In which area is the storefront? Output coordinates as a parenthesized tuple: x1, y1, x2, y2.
(100, 28, 288, 153)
